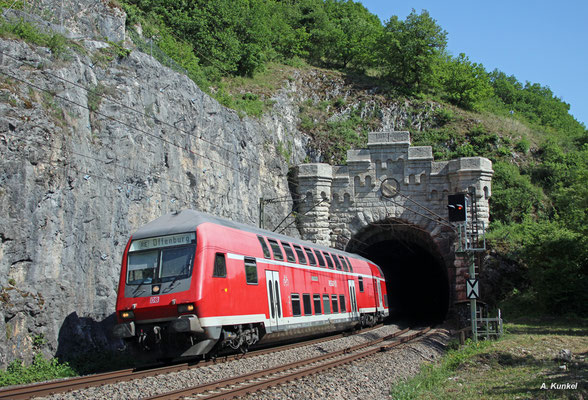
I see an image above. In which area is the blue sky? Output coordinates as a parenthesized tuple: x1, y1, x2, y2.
(359, 0, 587, 126)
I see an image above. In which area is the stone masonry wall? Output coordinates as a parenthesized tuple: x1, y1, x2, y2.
(294, 131, 493, 305)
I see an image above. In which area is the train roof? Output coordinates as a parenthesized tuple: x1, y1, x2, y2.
(131, 209, 379, 268)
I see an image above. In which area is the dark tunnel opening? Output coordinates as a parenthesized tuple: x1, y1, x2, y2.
(346, 222, 450, 325)
(361, 240, 449, 324)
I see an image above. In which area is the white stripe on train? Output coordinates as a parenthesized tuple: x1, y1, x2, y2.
(198, 307, 388, 328)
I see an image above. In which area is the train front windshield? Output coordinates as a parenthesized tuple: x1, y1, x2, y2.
(126, 233, 196, 285)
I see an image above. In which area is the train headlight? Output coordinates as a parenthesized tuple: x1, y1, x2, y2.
(152, 285, 160, 294)
(120, 310, 135, 320)
(177, 303, 195, 314)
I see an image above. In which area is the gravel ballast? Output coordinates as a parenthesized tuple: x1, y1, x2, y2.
(34, 324, 450, 400)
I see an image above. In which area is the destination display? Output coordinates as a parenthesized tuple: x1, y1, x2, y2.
(129, 233, 196, 252)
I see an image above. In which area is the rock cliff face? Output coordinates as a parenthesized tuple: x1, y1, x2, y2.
(0, 0, 307, 366)
(0, 0, 443, 366)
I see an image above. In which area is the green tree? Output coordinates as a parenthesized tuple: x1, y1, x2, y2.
(530, 140, 588, 233)
(321, 0, 383, 69)
(519, 222, 588, 316)
(490, 162, 548, 224)
(488, 69, 586, 138)
(437, 53, 493, 110)
(379, 9, 447, 93)
(126, 0, 286, 77)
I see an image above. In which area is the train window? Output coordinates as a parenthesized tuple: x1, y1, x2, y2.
(159, 246, 195, 281)
(244, 258, 258, 284)
(267, 239, 284, 261)
(313, 294, 322, 314)
(291, 293, 301, 317)
(302, 294, 312, 315)
(322, 294, 331, 314)
(281, 241, 296, 263)
(331, 295, 339, 313)
(257, 236, 271, 259)
(331, 253, 343, 270)
(384, 294, 388, 307)
(337, 255, 348, 272)
(315, 250, 326, 268)
(213, 253, 226, 277)
(345, 257, 353, 272)
(304, 247, 317, 266)
(323, 252, 334, 269)
(127, 250, 158, 284)
(358, 276, 364, 292)
(292, 244, 307, 264)
(339, 295, 346, 312)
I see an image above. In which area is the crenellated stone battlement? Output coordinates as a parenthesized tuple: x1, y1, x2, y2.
(292, 131, 494, 313)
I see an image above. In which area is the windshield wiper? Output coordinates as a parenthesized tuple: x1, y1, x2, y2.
(163, 258, 192, 293)
(132, 278, 150, 296)
(163, 275, 181, 293)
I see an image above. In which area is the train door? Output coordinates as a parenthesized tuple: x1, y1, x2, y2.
(375, 279, 383, 309)
(265, 270, 283, 330)
(347, 279, 358, 320)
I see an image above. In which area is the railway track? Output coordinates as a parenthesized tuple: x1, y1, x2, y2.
(0, 324, 384, 400)
(143, 326, 432, 400)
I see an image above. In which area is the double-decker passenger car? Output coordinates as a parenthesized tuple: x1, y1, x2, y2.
(113, 210, 388, 357)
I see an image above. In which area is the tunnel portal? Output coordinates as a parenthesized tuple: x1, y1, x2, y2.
(346, 221, 450, 324)
(293, 131, 493, 322)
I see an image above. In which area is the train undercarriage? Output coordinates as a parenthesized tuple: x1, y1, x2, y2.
(115, 311, 385, 362)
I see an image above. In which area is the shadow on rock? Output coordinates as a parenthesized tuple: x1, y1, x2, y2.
(56, 312, 132, 374)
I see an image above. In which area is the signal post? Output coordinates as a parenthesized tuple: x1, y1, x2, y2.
(448, 190, 485, 341)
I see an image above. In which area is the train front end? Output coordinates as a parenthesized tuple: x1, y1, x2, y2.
(113, 230, 211, 357)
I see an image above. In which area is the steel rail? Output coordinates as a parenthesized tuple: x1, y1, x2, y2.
(0, 325, 383, 400)
(203, 327, 432, 400)
(141, 327, 429, 400)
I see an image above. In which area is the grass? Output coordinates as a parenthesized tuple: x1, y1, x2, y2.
(0, 349, 136, 387)
(0, 19, 69, 58)
(390, 317, 588, 399)
(0, 354, 76, 387)
(216, 62, 303, 118)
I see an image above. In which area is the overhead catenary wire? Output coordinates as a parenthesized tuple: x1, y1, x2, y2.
(277, 198, 327, 235)
(0, 11, 327, 196)
(0, 11, 311, 196)
(393, 189, 454, 227)
(0, 42, 307, 195)
(0, 11, 468, 258)
(0, 62, 306, 193)
(380, 194, 456, 232)
(0, 131, 266, 211)
(0, 68, 252, 173)
(0, 49, 264, 169)
(6, 154, 259, 227)
(0, 73, 455, 239)
(0, 38, 460, 237)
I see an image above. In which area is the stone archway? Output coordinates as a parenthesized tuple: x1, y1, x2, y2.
(345, 219, 450, 324)
(292, 131, 493, 323)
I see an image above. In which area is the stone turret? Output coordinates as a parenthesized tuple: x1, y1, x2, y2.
(292, 131, 494, 314)
(294, 163, 333, 244)
(293, 131, 493, 247)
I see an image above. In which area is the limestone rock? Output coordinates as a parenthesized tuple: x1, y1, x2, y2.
(0, 6, 303, 365)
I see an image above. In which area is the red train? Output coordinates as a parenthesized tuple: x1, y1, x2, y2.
(113, 210, 389, 357)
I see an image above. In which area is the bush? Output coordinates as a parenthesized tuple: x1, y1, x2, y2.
(515, 138, 530, 154)
(0, 354, 76, 387)
(519, 222, 588, 316)
(490, 162, 548, 224)
(437, 53, 493, 111)
(0, 19, 69, 57)
(432, 107, 454, 126)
